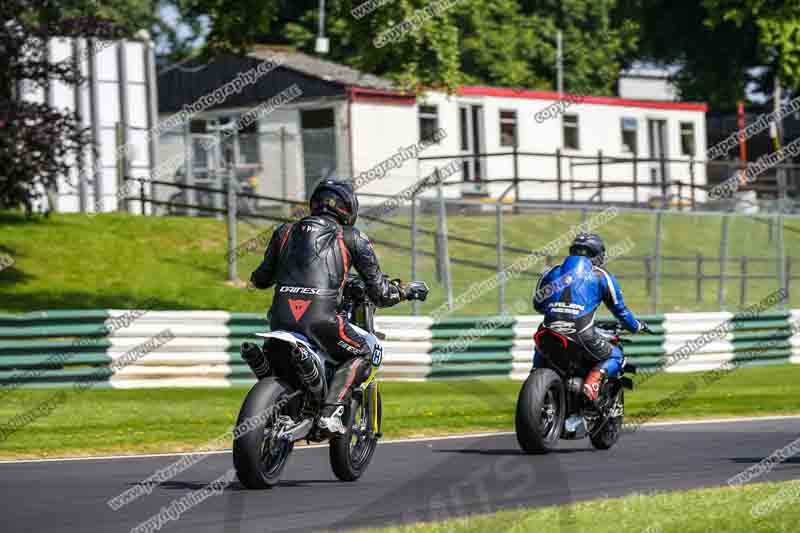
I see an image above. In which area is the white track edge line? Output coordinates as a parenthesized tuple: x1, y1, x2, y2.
(1, 414, 798, 465)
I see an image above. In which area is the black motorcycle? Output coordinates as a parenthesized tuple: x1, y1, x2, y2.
(233, 276, 429, 489)
(515, 324, 637, 454)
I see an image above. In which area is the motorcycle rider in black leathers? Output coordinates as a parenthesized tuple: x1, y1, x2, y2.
(250, 179, 406, 435)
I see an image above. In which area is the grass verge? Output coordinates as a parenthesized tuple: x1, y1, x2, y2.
(0, 364, 798, 459)
(348, 481, 800, 533)
(2, 210, 800, 315)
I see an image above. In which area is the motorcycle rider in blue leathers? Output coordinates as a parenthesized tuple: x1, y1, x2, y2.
(532, 233, 652, 402)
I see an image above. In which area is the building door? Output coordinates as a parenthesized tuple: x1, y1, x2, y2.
(301, 109, 337, 198)
(459, 104, 487, 195)
(647, 119, 669, 185)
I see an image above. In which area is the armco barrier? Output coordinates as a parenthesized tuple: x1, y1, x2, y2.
(0, 310, 796, 389)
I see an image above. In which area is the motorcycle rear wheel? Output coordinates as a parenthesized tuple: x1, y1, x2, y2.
(515, 368, 566, 454)
(233, 378, 296, 489)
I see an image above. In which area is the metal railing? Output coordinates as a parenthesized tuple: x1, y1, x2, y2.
(418, 149, 800, 211)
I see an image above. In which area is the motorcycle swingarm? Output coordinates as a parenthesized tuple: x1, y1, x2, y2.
(276, 418, 314, 443)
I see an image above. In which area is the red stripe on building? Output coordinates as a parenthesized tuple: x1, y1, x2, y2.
(457, 86, 708, 112)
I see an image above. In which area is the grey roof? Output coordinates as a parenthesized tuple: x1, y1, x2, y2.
(249, 45, 397, 91)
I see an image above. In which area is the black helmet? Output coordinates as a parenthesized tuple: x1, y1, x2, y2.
(569, 233, 605, 262)
(309, 179, 359, 226)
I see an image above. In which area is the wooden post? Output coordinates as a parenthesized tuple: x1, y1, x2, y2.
(633, 151, 639, 205)
(597, 149, 603, 203)
(787, 256, 793, 303)
(556, 148, 563, 203)
(689, 157, 696, 209)
(513, 143, 520, 207)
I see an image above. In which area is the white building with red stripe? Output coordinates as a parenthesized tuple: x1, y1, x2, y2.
(157, 48, 708, 209)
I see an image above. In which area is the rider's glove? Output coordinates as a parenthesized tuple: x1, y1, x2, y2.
(388, 278, 405, 302)
(638, 320, 654, 334)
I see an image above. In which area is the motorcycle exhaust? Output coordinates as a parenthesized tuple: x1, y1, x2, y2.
(241, 342, 271, 379)
(291, 346, 324, 401)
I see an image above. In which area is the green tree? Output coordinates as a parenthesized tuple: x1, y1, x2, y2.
(704, 0, 800, 93)
(621, 0, 799, 109)
(172, 0, 638, 94)
(458, 0, 639, 94)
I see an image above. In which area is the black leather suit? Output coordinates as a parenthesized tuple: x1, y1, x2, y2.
(250, 213, 401, 405)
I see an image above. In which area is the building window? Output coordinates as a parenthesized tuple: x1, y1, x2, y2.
(500, 110, 518, 147)
(680, 122, 696, 156)
(238, 121, 260, 165)
(419, 105, 439, 143)
(563, 114, 579, 150)
(459, 107, 469, 150)
(621, 117, 638, 154)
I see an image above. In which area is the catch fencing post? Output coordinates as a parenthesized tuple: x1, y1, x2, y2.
(786, 256, 793, 304)
(778, 212, 787, 310)
(718, 214, 730, 310)
(652, 210, 663, 313)
(696, 253, 703, 302)
(226, 160, 238, 282)
(496, 202, 505, 314)
(436, 169, 453, 310)
(411, 189, 419, 316)
(740, 256, 748, 305)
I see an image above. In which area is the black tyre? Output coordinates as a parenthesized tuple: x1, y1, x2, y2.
(515, 368, 566, 454)
(233, 378, 295, 489)
(329, 385, 382, 481)
(590, 389, 624, 450)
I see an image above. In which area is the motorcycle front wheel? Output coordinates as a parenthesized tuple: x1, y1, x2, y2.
(329, 383, 382, 481)
(590, 389, 624, 450)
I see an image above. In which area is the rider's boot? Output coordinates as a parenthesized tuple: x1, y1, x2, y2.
(583, 367, 608, 403)
(318, 357, 371, 436)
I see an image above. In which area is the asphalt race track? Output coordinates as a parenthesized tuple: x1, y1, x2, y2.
(2, 417, 799, 533)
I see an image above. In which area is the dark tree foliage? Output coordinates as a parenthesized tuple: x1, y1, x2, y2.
(0, 0, 127, 212)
